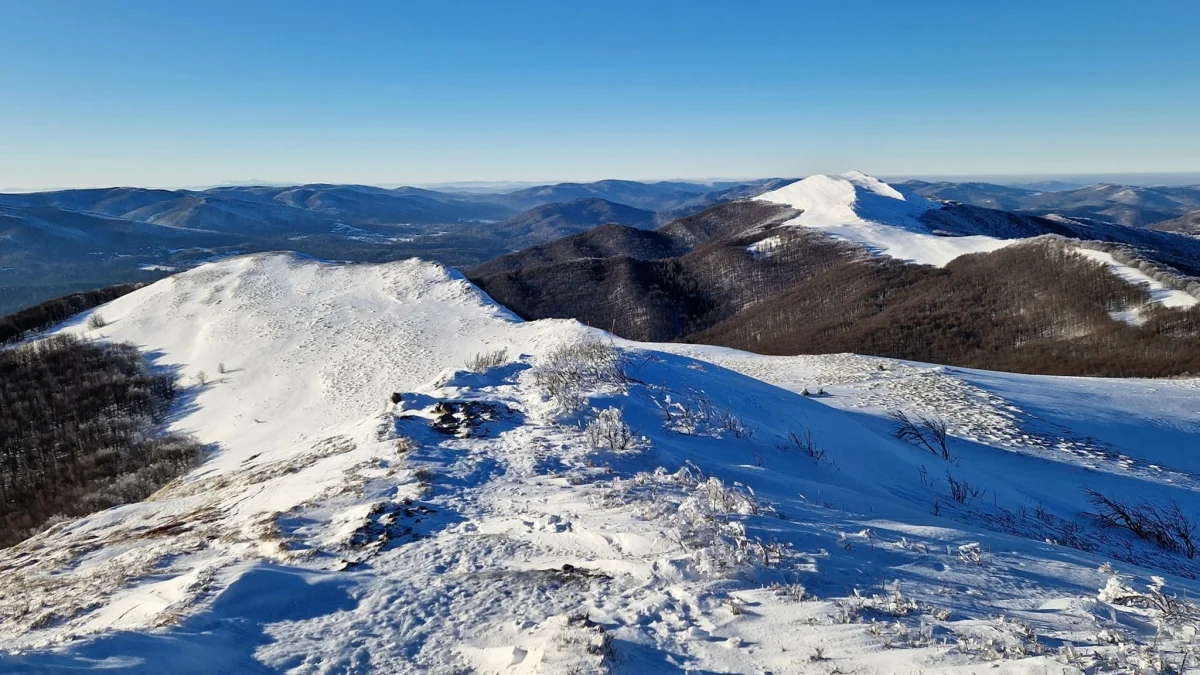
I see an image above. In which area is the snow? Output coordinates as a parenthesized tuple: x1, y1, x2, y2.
(1075, 248, 1198, 325)
(755, 171, 1018, 266)
(744, 235, 782, 259)
(2, 252, 1199, 673)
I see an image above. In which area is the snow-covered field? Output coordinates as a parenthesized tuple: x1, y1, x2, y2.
(2, 253, 1200, 674)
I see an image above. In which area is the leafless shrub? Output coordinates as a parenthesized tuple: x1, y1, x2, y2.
(651, 386, 752, 439)
(1086, 489, 1198, 558)
(195, 370, 208, 386)
(946, 472, 985, 505)
(651, 385, 716, 435)
(786, 427, 826, 462)
(217, 362, 227, 375)
(86, 313, 107, 330)
(889, 411, 951, 460)
(533, 337, 625, 410)
(586, 407, 633, 451)
(719, 410, 754, 439)
(464, 348, 508, 372)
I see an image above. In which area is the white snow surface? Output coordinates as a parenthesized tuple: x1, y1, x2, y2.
(755, 171, 1017, 266)
(2, 252, 1200, 674)
(1075, 248, 1198, 325)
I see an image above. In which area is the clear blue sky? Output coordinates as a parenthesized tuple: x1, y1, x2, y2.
(2, 0, 1198, 189)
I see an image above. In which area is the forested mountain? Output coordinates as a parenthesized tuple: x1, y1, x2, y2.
(472, 178, 784, 213)
(1152, 209, 1200, 236)
(8, 173, 1200, 319)
(471, 173, 1200, 377)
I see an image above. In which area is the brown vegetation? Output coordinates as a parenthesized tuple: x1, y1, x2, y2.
(473, 208, 1200, 378)
(0, 335, 203, 546)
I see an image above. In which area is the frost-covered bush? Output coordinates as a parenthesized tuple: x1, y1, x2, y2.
(1098, 575, 1193, 620)
(585, 407, 632, 451)
(651, 385, 754, 439)
(607, 464, 787, 576)
(958, 542, 986, 566)
(533, 337, 625, 410)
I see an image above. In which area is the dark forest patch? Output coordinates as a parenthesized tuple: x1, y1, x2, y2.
(0, 334, 204, 547)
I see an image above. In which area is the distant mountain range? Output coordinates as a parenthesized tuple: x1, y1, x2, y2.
(470, 173, 1200, 377)
(902, 180, 1200, 232)
(4, 173, 1200, 318)
(0, 179, 783, 314)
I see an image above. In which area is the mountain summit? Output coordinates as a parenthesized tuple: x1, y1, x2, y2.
(755, 172, 1012, 266)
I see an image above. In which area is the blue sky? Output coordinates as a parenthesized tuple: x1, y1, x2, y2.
(2, 0, 1197, 189)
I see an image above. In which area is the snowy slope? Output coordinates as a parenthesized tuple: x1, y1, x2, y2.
(1075, 249, 1199, 324)
(755, 171, 1016, 266)
(2, 254, 1200, 674)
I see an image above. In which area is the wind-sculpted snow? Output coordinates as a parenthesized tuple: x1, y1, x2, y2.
(2, 253, 1200, 673)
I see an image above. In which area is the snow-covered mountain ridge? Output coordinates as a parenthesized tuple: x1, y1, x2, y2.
(2, 253, 1200, 673)
(755, 172, 1200, 313)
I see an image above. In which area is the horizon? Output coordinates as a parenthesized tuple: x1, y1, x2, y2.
(4, 170, 1200, 195)
(3, 0, 1199, 190)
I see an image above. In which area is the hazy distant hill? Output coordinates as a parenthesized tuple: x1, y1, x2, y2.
(1152, 209, 1200, 236)
(475, 178, 782, 213)
(904, 180, 1200, 229)
(472, 197, 657, 248)
(0, 178, 787, 314)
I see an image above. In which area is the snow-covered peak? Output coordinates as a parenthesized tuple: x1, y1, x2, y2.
(755, 171, 934, 229)
(754, 172, 1012, 266)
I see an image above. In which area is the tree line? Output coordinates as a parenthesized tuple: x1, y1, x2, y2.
(0, 283, 142, 345)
